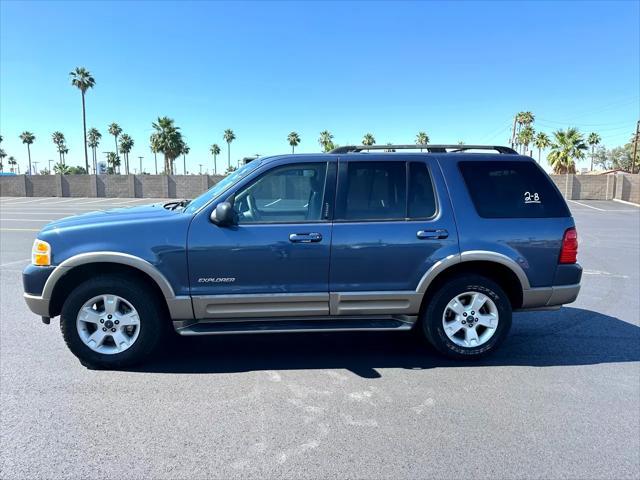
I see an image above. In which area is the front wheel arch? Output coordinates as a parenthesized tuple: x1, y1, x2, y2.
(49, 262, 170, 320)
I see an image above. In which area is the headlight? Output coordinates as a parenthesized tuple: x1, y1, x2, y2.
(32, 239, 51, 266)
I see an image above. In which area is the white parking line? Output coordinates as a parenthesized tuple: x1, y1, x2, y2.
(0, 218, 55, 222)
(613, 199, 640, 208)
(1, 198, 56, 205)
(568, 200, 606, 211)
(50, 198, 87, 204)
(0, 211, 101, 215)
(0, 228, 40, 232)
(0, 258, 31, 268)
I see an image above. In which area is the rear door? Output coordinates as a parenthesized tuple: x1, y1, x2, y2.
(328, 156, 459, 316)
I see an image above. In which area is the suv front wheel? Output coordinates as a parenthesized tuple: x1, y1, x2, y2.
(60, 275, 167, 369)
(421, 275, 512, 358)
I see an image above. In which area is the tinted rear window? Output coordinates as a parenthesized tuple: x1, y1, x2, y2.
(342, 162, 406, 220)
(459, 161, 570, 218)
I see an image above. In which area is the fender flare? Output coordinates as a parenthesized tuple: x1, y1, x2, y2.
(43, 251, 176, 300)
(415, 250, 530, 294)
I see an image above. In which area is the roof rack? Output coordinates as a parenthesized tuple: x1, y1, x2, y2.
(329, 144, 518, 155)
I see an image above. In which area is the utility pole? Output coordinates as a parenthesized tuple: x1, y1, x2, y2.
(138, 156, 144, 174)
(33, 161, 39, 174)
(510, 114, 518, 149)
(48, 159, 53, 173)
(199, 164, 203, 174)
(632, 120, 639, 174)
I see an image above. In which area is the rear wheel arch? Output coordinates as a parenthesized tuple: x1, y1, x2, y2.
(419, 260, 525, 314)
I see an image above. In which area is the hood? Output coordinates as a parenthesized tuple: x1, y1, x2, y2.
(40, 203, 180, 232)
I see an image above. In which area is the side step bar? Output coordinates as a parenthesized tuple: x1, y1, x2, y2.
(174, 316, 417, 336)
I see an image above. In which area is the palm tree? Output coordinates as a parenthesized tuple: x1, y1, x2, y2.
(8, 156, 17, 173)
(118, 133, 134, 174)
(516, 125, 535, 155)
(69, 67, 96, 172)
(53, 162, 71, 175)
(60, 146, 69, 165)
(51, 131, 66, 164)
(106, 152, 120, 174)
(362, 133, 375, 151)
(547, 128, 587, 174)
(150, 135, 161, 174)
(318, 130, 334, 152)
(512, 111, 535, 147)
(223, 129, 236, 169)
(210, 143, 221, 174)
(181, 143, 190, 174)
(151, 116, 184, 175)
(108, 123, 122, 172)
(517, 111, 535, 126)
(19, 131, 35, 175)
(415, 132, 429, 151)
(533, 132, 551, 164)
(87, 128, 101, 173)
(287, 131, 301, 154)
(587, 132, 602, 171)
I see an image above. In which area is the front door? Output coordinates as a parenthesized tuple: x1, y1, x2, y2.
(329, 156, 458, 316)
(187, 160, 335, 319)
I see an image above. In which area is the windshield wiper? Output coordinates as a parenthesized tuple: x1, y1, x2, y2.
(163, 199, 191, 210)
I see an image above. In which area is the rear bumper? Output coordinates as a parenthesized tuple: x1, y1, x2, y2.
(519, 283, 581, 310)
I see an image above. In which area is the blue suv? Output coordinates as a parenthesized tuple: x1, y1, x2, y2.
(23, 144, 581, 368)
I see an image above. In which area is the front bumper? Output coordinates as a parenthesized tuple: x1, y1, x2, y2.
(24, 293, 50, 317)
(23, 264, 56, 318)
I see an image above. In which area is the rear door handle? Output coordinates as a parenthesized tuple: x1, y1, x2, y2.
(417, 229, 449, 240)
(289, 232, 323, 243)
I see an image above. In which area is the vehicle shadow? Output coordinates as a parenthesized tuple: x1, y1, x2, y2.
(128, 307, 640, 377)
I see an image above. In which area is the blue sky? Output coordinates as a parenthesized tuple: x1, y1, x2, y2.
(1, 0, 638, 174)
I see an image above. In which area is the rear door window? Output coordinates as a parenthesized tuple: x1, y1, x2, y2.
(459, 161, 570, 218)
(341, 162, 406, 220)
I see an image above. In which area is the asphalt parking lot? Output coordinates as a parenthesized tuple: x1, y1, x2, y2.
(1, 196, 639, 479)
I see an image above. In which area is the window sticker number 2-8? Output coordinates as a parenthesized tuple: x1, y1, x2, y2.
(524, 192, 541, 204)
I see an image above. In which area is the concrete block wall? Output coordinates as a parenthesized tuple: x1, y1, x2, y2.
(572, 175, 613, 200)
(62, 175, 97, 197)
(2, 173, 639, 205)
(548, 174, 628, 202)
(172, 175, 209, 198)
(135, 176, 168, 198)
(615, 174, 640, 204)
(27, 175, 58, 197)
(0, 175, 27, 196)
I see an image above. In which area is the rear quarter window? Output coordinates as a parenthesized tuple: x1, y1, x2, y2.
(459, 161, 570, 218)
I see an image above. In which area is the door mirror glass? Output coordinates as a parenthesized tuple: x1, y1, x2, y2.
(210, 201, 237, 226)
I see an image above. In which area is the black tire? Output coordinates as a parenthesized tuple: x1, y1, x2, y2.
(60, 275, 168, 369)
(421, 274, 512, 359)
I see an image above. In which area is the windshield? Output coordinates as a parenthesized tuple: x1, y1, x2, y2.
(183, 160, 264, 214)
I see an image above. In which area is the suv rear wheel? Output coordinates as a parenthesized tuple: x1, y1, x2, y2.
(60, 275, 167, 369)
(421, 275, 512, 358)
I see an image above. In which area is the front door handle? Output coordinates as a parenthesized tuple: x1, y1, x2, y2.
(417, 229, 449, 240)
(289, 232, 323, 243)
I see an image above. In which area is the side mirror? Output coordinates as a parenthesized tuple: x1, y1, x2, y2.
(210, 201, 237, 226)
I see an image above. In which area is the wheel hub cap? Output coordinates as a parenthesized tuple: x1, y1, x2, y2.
(76, 294, 141, 355)
(442, 291, 499, 348)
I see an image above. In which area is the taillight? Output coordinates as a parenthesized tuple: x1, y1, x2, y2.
(559, 227, 578, 264)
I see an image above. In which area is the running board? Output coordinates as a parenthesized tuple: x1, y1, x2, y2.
(174, 315, 417, 336)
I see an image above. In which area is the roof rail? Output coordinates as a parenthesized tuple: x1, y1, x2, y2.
(329, 144, 518, 155)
